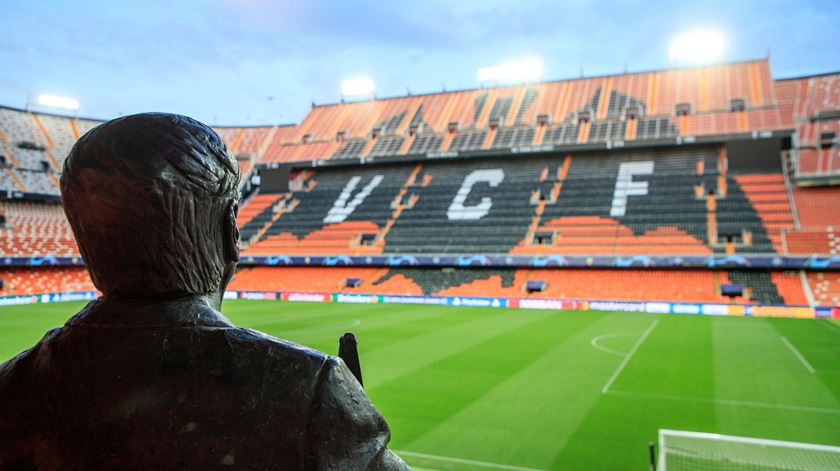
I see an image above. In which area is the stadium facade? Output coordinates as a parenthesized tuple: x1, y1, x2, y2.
(1, 59, 839, 316)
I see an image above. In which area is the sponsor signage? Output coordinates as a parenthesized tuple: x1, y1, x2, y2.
(671, 304, 701, 315)
(447, 297, 506, 308)
(0, 288, 828, 320)
(700, 304, 729, 316)
(0, 295, 39, 306)
(40, 292, 97, 303)
(380, 295, 447, 305)
(589, 301, 646, 313)
(334, 294, 378, 304)
(282, 292, 331, 303)
(644, 302, 671, 314)
(512, 298, 576, 311)
(814, 307, 832, 318)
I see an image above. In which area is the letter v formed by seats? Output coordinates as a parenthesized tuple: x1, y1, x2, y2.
(323, 175, 385, 223)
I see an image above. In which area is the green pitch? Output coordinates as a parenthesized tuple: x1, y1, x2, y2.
(2, 301, 840, 470)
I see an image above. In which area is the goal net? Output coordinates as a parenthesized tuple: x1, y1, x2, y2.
(657, 429, 840, 471)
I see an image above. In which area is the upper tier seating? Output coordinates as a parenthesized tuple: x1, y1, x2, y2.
(0, 108, 61, 195)
(0, 61, 835, 174)
(243, 147, 786, 256)
(249, 60, 802, 165)
(775, 74, 840, 177)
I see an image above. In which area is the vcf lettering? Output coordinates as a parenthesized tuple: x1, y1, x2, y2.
(446, 169, 505, 221)
(323, 175, 384, 223)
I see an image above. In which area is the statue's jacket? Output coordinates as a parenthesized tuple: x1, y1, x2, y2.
(0, 298, 409, 470)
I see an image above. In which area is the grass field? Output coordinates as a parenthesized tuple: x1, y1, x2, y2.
(2, 300, 840, 470)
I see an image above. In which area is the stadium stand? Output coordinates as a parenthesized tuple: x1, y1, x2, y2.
(783, 186, 840, 255)
(775, 72, 840, 177)
(240, 148, 784, 256)
(0, 267, 92, 296)
(244, 60, 787, 163)
(229, 267, 807, 306)
(0, 201, 78, 256)
(733, 174, 793, 252)
(0, 59, 838, 309)
(807, 272, 840, 307)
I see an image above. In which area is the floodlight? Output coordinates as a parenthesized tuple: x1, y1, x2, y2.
(478, 57, 544, 84)
(669, 30, 725, 64)
(341, 77, 375, 97)
(37, 94, 80, 110)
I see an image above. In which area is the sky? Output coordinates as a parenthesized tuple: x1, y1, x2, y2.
(2, 0, 839, 126)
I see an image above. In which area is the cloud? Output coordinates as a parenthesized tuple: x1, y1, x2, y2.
(1, 0, 838, 124)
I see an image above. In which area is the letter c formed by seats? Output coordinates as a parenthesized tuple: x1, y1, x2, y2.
(446, 169, 504, 221)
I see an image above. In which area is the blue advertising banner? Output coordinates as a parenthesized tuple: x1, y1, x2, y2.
(3, 254, 840, 270)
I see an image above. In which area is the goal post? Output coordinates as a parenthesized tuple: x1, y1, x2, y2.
(657, 429, 840, 471)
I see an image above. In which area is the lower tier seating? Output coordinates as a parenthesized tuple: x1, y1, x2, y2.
(229, 267, 809, 306)
(0, 201, 79, 256)
(0, 267, 93, 296)
(783, 186, 840, 255)
(0, 265, 816, 307)
(807, 272, 840, 307)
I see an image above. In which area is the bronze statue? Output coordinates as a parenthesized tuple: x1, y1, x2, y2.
(0, 113, 409, 470)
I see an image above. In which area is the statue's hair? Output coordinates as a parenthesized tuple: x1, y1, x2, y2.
(61, 113, 240, 299)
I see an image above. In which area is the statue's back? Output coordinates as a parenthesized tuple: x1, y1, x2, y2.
(0, 300, 402, 470)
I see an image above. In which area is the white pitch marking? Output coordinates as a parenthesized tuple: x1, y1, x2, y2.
(606, 389, 840, 415)
(601, 319, 659, 394)
(781, 336, 816, 374)
(590, 332, 636, 357)
(395, 450, 547, 471)
(349, 318, 362, 327)
(818, 320, 840, 336)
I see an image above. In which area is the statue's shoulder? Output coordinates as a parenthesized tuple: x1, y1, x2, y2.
(0, 327, 62, 398)
(0, 327, 62, 373)
(219, 325, 333, 371)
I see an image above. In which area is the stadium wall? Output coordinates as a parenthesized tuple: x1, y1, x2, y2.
(225, 289, 836, 319)
(4, 288, 832, 320)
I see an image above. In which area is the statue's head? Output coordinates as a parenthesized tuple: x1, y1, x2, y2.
(61, 113, 241, 301)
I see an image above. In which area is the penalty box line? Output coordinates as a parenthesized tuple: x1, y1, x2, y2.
(606, 389, 840, 415)
(395, 450, 547, 471)
(780, 336, 816, 374)
(601, 319, 659, 394)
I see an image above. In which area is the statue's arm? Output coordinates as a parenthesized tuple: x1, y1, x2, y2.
(304, 357, 410, 470)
